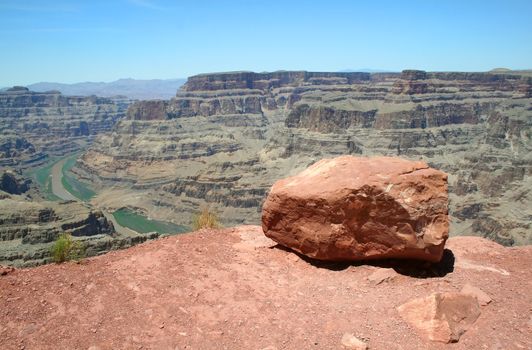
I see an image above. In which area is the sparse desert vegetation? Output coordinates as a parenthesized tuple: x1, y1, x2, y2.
(192, 206, 220, 230)
(50, 233, 85, 263)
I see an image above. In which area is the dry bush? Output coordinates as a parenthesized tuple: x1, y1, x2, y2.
(192, 206, 220, 230)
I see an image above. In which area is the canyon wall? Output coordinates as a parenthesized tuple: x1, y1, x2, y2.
(77, 70, 532, 246)
(0, 87, 137, 266)
(0, 187, 161, 267)
(0, 87, 127, 168)
(0, 193, 116, 266)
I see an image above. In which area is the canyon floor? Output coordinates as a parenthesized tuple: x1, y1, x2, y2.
(1, 226, 530, 350)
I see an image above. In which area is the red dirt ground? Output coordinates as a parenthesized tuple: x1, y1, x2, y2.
(1, 226, 531, 350)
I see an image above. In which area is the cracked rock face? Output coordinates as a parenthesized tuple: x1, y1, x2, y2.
(262, 155, 449, 262)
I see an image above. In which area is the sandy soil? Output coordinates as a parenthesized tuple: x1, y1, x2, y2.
(1, 226, 531, 350)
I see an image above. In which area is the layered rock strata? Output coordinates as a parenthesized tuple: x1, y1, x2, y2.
(0, 192, 162, 267)
(0, 87, 127, 168)
(0, 193, 115, 266)
(78, 70, 532, 245)
(0, 87, 150, 266)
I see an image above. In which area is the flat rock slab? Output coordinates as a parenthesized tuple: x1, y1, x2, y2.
(262, 155, 449, 262)
(397, 292, 481, 343)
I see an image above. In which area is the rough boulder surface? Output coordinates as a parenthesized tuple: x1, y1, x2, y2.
(262, 156, 448, 262)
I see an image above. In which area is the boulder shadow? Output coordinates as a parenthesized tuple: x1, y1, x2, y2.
(372, 249, 455, 278)
(272, 245, 455, 278)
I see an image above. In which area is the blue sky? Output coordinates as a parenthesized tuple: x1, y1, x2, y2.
(0, 0, 531, 86)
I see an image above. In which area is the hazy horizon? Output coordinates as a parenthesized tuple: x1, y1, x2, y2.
(1, 0, 531, 86)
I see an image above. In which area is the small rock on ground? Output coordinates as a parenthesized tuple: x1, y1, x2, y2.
(341, 333, 368, 350)
(460, 284, 492, 306)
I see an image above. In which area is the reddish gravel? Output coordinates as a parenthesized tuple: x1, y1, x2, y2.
(1, 226, 531, 350)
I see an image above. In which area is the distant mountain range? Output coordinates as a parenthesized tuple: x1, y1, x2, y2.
(17, 78, 186, 100)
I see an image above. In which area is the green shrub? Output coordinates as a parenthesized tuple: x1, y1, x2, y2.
(192, 206, 220, 230)
(50, 233, 85, 263)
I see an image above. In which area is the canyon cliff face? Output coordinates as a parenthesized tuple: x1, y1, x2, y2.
(0, 193, 116, 267)
(0, 190, 163, 267)
(0, 87, 127, 168)
(0, 87, 135, 266)
(77, 70, 532, 246)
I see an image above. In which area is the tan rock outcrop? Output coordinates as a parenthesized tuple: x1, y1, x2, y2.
(397, 292, 481, 343)
(262, 155, 448, 262)
(127, 100, 168, 120)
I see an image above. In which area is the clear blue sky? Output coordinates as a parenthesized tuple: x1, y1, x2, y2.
(0, 0, 531, 86)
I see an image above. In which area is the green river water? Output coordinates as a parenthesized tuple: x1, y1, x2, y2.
(27, 153, 188, 235)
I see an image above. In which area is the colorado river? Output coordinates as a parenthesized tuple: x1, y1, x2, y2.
(50, 159, 77, 201)
(47, 156, 137, 235)
(43, 154, 188, 235)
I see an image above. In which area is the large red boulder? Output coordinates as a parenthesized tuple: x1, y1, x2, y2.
(261, 156, 448, 262)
